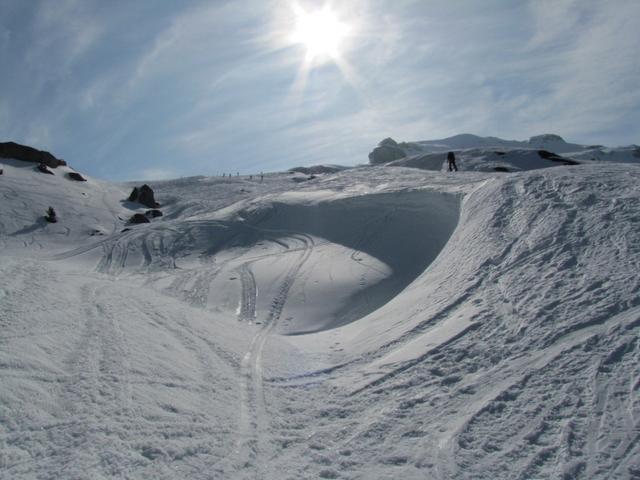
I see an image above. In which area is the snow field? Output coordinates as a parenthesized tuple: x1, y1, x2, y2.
(1, 156, 639, 479)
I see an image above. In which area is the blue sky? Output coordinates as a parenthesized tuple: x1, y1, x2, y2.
(1, 0, 639, 180)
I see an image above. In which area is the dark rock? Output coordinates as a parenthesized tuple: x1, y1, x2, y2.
(537, 150, 579, 165)
(37, 163, 54, 175)
(537, 149, 559, 159)
(633, 147, 640, 159)
(128, 186, 140, 202)
(379, 137, 398, 147)
(368, 145, 406, 165)
(129, 213, 150, 224)
(45, 206, 57, 223)
(0, 141, 64, 168)
(0, 169, 3, 175)
(538, 150, 562, 160)
(138, 184, 158, 207)
(493, 166, 510, 172)
(291, 175, 317, 183)
(67, 172, 86, 181)
(128, 184, 159, 208)
(145, 209, 163, 218)
(494, 151, 506, 156)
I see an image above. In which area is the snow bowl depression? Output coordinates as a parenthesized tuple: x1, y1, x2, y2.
(95, 189, 461, 335)
(222, 189, 461, 334)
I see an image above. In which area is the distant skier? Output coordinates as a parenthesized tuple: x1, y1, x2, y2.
(447, 151, 458, 172)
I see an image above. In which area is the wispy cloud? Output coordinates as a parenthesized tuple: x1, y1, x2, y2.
(1, 0, 638, 180)
(511, 0, 640, 142)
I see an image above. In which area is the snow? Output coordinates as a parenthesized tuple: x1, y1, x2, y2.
(382, 134, 640, 173)
(1, 141, 639, 479)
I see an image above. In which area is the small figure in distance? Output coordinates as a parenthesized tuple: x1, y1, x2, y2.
(447, 151, 458, 172)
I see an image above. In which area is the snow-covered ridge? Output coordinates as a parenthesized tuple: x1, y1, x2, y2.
(368, 133, 640, 172)
(1, 149, 639, 479)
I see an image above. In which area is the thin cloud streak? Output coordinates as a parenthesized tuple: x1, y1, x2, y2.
(0, 0, 638, 180)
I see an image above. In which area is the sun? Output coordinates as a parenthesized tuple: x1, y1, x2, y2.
(291, 5, 349, 62)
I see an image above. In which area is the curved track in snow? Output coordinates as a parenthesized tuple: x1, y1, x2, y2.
(235, 233, 314, 476)
(237, 263, 257, 323)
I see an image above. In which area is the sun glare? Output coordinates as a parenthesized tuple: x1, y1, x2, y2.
(291, 5, 349, 62)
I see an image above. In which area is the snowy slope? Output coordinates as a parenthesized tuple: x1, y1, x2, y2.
(0, 159, 129, 251)
(1, 155, 639, 479)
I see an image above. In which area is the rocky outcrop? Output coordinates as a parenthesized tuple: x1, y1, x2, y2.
(45, 206, 57, 223)
(368, 138, 407, 165)
(67, 172, 86, 181)
(128, 187, 139, 202)
(129, 213, 150, 224)
(145, 209, 163, 218)
(379, 137, 399, 147)
(37, 163, 54, 175)
(537, 150, 580, 165)
(128, 184, 159, 208)
(292, 175, 316, 183)
(0, 141, 65, 168)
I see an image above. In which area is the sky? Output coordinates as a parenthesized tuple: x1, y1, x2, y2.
(1, 0, 639, 181)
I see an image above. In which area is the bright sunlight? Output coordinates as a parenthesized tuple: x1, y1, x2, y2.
(291, 4, 349, 62)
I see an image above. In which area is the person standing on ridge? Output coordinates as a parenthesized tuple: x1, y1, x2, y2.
(447, 151, 458, 172)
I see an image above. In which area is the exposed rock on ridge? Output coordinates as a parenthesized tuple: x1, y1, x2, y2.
(128, 184, 159, 208)
(368, 137, 406, 165)
(0, 141, 66, 168)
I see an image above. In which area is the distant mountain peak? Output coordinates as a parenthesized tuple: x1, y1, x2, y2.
(528, 134, 566, 144)
(368, 133, 639, 170)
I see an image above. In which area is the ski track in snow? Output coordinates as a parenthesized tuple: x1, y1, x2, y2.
(237, 263, 257, 324)
(1, 159, 639, 479)
(235, 233, 314, 477)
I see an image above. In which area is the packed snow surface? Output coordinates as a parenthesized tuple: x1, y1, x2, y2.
(1, 150, 639, 479)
